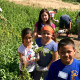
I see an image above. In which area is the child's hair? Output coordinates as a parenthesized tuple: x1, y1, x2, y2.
(58, 38, 75, 51)
(37, 9, 51, 31)
(53, 9, 57, 13)
(21, 28, 33, 43)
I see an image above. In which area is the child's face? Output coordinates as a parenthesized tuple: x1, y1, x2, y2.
(41, 30, 52, 41)
(59, 45, 76, 65)
(23, 34, 32, 45)
(41, 12, 49, 23)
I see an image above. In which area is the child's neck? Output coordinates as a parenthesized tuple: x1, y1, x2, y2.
(41, 39, 52, 45)
(42, 22, 47, 25)
(23, 42, 32, 49)
(61, 59, 73, 65)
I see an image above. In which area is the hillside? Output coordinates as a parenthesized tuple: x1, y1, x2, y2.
(9, 0, 80, 11)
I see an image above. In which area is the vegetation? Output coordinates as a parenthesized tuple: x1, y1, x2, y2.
(62, 0, 80, 3)
(0, 0, 79, 79)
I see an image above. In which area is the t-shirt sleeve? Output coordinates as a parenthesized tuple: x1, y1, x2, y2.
(18, 45, 24, 54)
(51, 23, 55, 29)
(68, 16, 71, 22)
(52, 13, 54, 17)
(52, 42, 58, 52)
(35, 22, 38, 28)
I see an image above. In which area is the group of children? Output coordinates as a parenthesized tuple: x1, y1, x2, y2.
(18, 8, 80, 80)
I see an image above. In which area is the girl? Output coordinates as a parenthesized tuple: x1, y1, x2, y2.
(34, 8, 55, 39)
(75, 11, 80, 39)
(18, 28, 38, 80)
(34, 26, 58, 80)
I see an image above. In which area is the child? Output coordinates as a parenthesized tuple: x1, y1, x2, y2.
(75, 11, 80, 39)
(49, 9, 59, 22)
(45, 38, 80, 80)
(59, 15, 71, 37)
(34, 8, 55, 38)
(34, 26, 58, 80)
(18, 28, 38, 79)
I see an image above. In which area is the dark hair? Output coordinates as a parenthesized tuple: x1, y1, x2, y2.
(37, 9, 51, 32)
(53, 9, 57, 13)
(58, 38, 75, 51)
(21, 28, 33, 43)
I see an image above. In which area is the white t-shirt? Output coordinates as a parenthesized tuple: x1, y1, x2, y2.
(18, 43, 38, 72)
(49, 11, 55, 18)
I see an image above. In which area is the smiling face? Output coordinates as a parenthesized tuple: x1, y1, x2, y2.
(59, 44, 76, 65)
(23, 34, 32, 46)
(41, 30, 52, 41)
(41, 12, 49, 23)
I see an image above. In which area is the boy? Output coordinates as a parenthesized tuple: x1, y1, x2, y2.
(49, 9, 59, 22)
(34, 26, 58, 80)
(59, 15, 71, 37)
(45, 38, 80, 80)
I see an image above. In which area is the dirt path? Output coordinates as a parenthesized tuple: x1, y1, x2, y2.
(8, 0, 80, 11)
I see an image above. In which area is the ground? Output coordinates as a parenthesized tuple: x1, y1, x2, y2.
(8, 0, 80, 11)
(8, 0, 80, 60)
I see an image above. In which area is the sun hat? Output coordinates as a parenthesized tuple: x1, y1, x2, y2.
(41, 26, 54, 34)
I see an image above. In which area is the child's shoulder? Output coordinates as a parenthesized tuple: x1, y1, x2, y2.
(35, 37, 41, 42)
(51, 59, 61, 67)
(18, 44, 24, 50)
(35, 38, 42, 46)
(50, 40, 57, 45)
(73, 58, 80, 64)
(18, 44, 26, 53)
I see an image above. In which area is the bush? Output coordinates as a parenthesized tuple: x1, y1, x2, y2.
(62, 0, 80, 3)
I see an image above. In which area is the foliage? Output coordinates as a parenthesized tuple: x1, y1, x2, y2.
(0, 0, 79, 79)
(62, 0, 80, 3)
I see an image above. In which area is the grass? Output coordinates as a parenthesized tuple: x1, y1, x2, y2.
(0, 0, 79, 79)
(62, 0, 80, 4)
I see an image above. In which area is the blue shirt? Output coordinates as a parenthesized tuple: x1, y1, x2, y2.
(60, 15, 71, 24)
(35, 38, 58, 67)
(45, 58, 80, 80)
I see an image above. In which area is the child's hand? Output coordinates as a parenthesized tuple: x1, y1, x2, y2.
(20, 56, 27, 66)
(37, 35, 42, 38)
(55, 20, 59, 22)
(35, 53, 40, 60)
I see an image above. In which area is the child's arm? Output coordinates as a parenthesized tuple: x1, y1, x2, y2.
(18, 52, 27, 66)
(18, 52, 23, 58)
(69, 21, 71, 30)
(33, 27, 42, 38)
(47, 51, 58, 70)
(51, 17, 59, 22)
(33, 27, 37, 38)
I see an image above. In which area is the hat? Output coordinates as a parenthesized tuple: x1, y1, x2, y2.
(41, 26, 54, 34)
